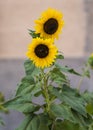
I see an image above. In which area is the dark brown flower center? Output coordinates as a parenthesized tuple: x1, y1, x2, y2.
(43, 18, 58, 34)
(35, 44, 49, 58)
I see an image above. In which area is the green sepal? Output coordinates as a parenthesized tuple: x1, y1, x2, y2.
(56, 54, 64, 60)
(28, 30, 40, 38)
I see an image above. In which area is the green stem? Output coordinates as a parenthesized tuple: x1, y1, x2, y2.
(44, 77, 50, 112)
(77, 62, 90, 91)
(77, 76, 84, 91)
(41, 69, 50, 113)
(51, 118, 58, 130)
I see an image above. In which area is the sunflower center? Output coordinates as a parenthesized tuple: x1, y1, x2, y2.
(35, 44, 49, 58)
(44, 18, 58, 34)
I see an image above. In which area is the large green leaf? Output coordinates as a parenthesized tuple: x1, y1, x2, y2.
(82, 91, 93, 115)
(16, 115, 33, 130)
(50, 103, 92, 128)
(55, 63, 81, 76)
(3, 96, 36, 113)
(82, 91, 93, 103)
(30, 83, 41, 97)
(24, 59, 40, 77)
(16, 76, 35, 96)
(50, 103, 76, 123)
(49, 67, 69, 85)
(49, 86, 87, 117)
(17, 85, 35, 96)
(16, 114, 51, 130)
(16, 75, 42, 99)
(72, 110, 92, 128)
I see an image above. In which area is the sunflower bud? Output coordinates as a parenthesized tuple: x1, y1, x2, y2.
(88, 53, 93, 69)
(0, 92, 4, 102)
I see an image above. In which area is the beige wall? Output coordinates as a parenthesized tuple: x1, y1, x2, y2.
(0, 0, 86, 58)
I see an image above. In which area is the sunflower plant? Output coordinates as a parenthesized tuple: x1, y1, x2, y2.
(3, 8, 93, 130)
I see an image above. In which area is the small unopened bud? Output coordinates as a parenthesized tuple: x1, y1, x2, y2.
(0, 92, 4, 102)
(88, 53, 93, 69)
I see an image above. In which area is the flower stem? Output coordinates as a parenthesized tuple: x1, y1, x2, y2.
(77, 76, 84, 91)
(41, 69, 50, 113)
(77, 62, 90, 91)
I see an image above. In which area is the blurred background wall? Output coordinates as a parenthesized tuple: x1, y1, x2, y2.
(0, 0, 91, 58)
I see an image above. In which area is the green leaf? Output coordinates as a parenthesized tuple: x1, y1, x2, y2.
(16, 115, 33, 130)
(24, 59, 40, 77)
(50, 103, 92, 128)
(16, 114, 51, 130)
(4, 96, 36, 113)
(49, 86, 87, 117)
(16, 75, 42, 98)
(55, 63, 81, 76)
(37, 114, 51, 130)
(50, 67, 68, 85)
(82, 91, 93, 103)
(17, 85, 34, 96)
(16, 76, 35, 96)
(26, 116, 40, 130)
(72, 110, 92, 128)
(50, 103, 75, 123)
(28, 30, 40, 38)
(54, 120, 85, 130)
(30, 83, 41, 96)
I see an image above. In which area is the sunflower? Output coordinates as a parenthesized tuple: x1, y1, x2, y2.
(26, 38, 58, 68)
(35, 8, 64, 39)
